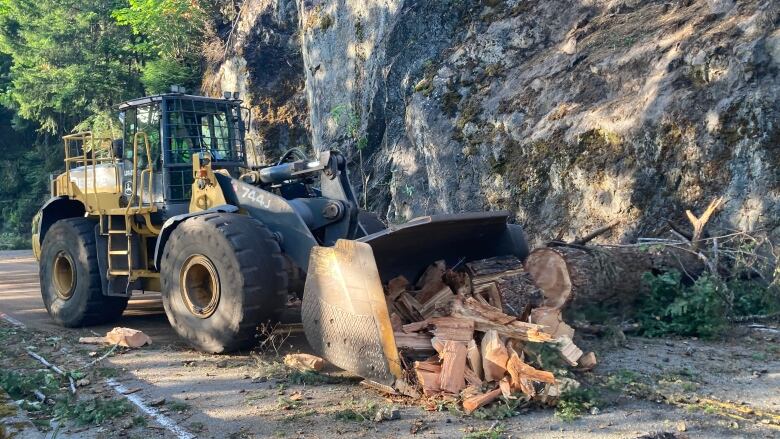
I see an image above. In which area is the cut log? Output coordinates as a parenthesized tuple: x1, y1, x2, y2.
(524, 245, 707, 311)
(480, 330, 508, 382)
(463, 387, 502, 414)
(430, 317, 474, 342)
(396, 292, 424, 322)
(284, 353, 325, 372)
(439, 340, 467, 394)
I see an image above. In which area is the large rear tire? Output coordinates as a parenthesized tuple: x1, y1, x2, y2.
(160, 213, 288, 353)
(39, 218, 128, 327)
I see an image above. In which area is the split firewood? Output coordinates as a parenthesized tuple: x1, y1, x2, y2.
(402, 320, 430, 333)
(105, 327, 152, 348)
(284, 353, 325, 372)
(394, 332, 435, 352)
(390, 313, 403, 332)
(466, 339, 483, 378)
(505, 348, 555, 386)
(529, 307, 574, 339)
(396, 292, 424, 321)
(449, 297, 553, 343)
(387, 275, 410, 301)
(499, 377, 516, 399)
(416, 260, 446, 289)
(430, 336, 445, 355)
(557, 336, 584, 366)
(439, 340, 468, 394)
(418, 286, 456, 318)
(464, 366, 483, 386)
(463, 387, 502, 414)
(414, 361, 442, 396)
(480, 330, 508, 382)
(473, 283, 503, 310)
(430, 317, 474, 342)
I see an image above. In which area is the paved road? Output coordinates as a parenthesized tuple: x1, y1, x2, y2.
(0, 250, 178, 344)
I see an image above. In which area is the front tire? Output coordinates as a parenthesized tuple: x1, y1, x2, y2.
(160, 213, 288, 353)
(39, 218, 128, 327)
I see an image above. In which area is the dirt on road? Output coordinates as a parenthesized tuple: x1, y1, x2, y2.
(1, 250, 778, 439)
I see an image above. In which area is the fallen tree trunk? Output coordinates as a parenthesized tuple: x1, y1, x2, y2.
(524, 244, 707, 311)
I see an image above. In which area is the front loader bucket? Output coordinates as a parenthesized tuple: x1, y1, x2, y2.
(302, 240, 403, 385)
(302, 212, 528, 384)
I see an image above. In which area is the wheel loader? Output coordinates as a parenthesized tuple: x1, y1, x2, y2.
(32, 91, 529, 387)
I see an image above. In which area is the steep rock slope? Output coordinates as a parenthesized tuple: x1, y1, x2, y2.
(214, 0, 780, 243)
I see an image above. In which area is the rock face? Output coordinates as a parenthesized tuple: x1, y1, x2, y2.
(211, 0, 780, 243)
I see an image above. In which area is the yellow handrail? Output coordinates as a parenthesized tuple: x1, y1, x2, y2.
(126, 131, 153, 215)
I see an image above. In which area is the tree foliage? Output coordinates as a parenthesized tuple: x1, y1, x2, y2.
(0, 0, 143, 133)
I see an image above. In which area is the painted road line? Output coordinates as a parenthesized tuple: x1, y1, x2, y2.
(0, 309, 194, 439)
(105, 378, 196, 439)
(0, 311, 25, 327)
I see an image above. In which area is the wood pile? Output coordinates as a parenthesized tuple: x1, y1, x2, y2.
(384, 255, 594, 413)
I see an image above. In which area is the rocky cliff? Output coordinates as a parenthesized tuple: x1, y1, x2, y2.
(208, 0, 780, 244)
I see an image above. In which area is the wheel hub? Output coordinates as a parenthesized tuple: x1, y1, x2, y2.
(180, 255, 220, 318)
(52, 251, 76, 300)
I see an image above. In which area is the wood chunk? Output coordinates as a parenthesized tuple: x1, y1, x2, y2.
(402, 320, 430, 334)
(464, 366, 482, 386)
(390, 313, 403, 332)
(418, 286, 456, 318)
(461, 297, 515, 325)
(414, 360, 442, 374)
(466, 339, 482, 379)
(505, 349, 555, 386)
(443, 269, 471, 296)
(439, 340, 468, 394)
(415, 368, 442, 396)
(394, 332, 434, 352)
(529, 307, 575, 339)
(557, 336, 584, 366)
(449, 297, 553, 343)
(430, 336, 445, 355)
(416, 260, 446, 288)
(578, 352, 597, 370)
(496, 271, 544, 319)
(473, 282, 503, 311)
(387, 275, 410, 301)
(499, 377, 514, 399)
(429, 317, 474, 342)
(463, 387, 502, 414)
(105, 327, 152, 348)
(480, 330, 508, 382)
(284, 353, 325, 372)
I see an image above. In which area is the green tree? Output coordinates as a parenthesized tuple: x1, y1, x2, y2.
(113, 0, 209, 93)
(0, 0, 143, 133)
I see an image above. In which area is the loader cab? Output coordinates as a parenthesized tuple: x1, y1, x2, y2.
(117, 93, 247, 219)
